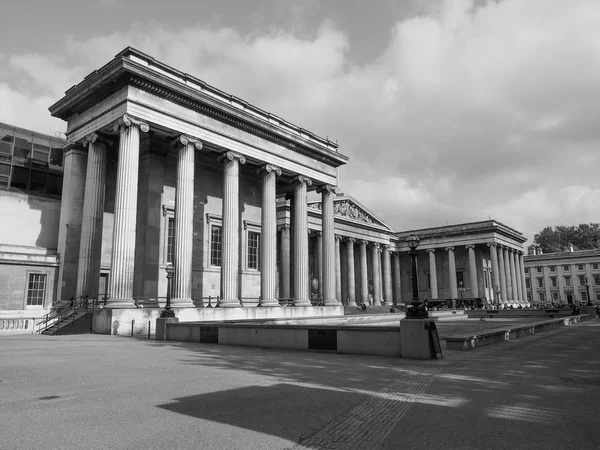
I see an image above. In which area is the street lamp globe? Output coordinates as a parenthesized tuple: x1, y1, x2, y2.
(165, 263, 175, 278)
(160, 263, 176, 318)
(406, 234, 420, 251)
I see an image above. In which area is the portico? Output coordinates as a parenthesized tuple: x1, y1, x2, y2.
(49, 47, 347, 318)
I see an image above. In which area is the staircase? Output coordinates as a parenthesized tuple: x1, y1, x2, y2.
(37, 296, 101, 335)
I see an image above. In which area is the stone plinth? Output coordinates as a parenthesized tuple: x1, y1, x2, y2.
(400, 318, 436, 360)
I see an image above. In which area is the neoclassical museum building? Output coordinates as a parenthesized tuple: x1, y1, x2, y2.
(0, 48, 529, 332)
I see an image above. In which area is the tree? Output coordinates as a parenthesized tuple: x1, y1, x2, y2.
(533, 223, 600, 253)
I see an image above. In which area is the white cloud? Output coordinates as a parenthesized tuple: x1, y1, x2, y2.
(1, 0, 599, 244)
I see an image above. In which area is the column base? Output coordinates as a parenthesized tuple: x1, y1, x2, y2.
(218, 299, 242, 308)
(171, 298, 194, 308)
(324, 299, 341, 307)
(293, 298, 312, 307)
(382, 301, 392, 306)
(259, 298, 280, 307)
(105, 298, 136, 309)
(347, 301, 357, 307)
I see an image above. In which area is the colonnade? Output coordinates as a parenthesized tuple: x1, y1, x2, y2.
(73, 114, 341, 308)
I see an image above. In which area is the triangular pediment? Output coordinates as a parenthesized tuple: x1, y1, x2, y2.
(307, 195, 393, 231)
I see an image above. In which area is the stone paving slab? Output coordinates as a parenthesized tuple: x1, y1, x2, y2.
(1, 320, 599, 449)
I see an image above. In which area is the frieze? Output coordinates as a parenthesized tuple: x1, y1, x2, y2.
(307, 200, 377, 225)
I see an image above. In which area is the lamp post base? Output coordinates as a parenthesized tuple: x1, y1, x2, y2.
(159, 308, 176, 318)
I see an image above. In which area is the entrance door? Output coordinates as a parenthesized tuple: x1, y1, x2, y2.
(98, 274, 108, 305)
(567, 293, 573, 306)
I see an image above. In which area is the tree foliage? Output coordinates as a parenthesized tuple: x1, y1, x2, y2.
(532, 223, 600, 253)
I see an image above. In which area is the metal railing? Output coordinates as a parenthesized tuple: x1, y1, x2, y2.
(36, 295, 105, 334)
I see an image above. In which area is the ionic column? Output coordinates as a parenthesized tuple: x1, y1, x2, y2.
(346, 238, 357, 306)
(382, 245, 392, 306)
(218, 151, 246, 307)
(466, 245, 478, 298)
(503, 246, 513, 301)
(292, 176, 312, 306)
(316, 232, 323, 300)
(488, 243, 501, 303)
(519, 253, 527, 302)
(371, 243, 382, 305)
(513, 251, 523, 302)
(171, 135, 201, 307)
(335, 235, 342, 303)
(427, 249, 438, 299)
(359, 240, 369, 305)
(509, 249, 519, 302)
(393, 251, 401, 305)
(497, 245, 508, 303)
(259, 164, 281, 307)
(107, 115, 148, 308)
(318, 184, 338, 306)
(76, 133, 107, 299)
(446, 247, 457, 300)
(279, 224, 291, 300)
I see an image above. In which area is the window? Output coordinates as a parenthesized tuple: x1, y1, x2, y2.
(12, 131, 31, 165)
(579, 275, 587, 286)
(596, 293, 600, 301)
(582, 291, 588, 302)
(565, 276, 571, 287)
(0, 128, 13, 161)
(525, 277, 531, 289)
(563, 265, 570, 272)
(167, 218, 175, 263)
(527, 293, 532, 302)
(456, 271, 464, 287)
(26, 273, 46, 306)
(247, 231, 260, 270)
(552, 292, 559, 302)
(550, 265, 556, 273)
(524, 267, 529, 274)
(595, 274, 600, 286)
(537, 278, 544, 288)
(551, 277, 557, 288)
(539, 292, 545, 302)
(210, 225, 223, 267)
(536, 267, 542, 273)
(593, 263, 599, 270)
(484, 270, 489, 288)
(577, 264, 584, 271)
(0, 163, 9, 187)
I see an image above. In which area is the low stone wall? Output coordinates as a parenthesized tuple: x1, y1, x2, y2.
(165, 322, 403, 357)
(92, 305, 345, 337)
(0, 316, 42, 336)
(467, 309, 574, 319)
(445, 314, 590, 351)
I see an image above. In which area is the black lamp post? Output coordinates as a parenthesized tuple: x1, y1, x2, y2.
(458, 281, 466, 309)
(584, 277, 592, 306)
(160, 263, 176, 318)
(405, 234, 428, 319)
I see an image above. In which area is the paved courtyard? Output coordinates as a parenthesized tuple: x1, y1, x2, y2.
(1, 320, 599, 450)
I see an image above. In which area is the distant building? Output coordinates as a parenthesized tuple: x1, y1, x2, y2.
(524, 249, 600, 306)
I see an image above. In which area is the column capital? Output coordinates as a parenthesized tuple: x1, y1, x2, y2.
(316, 184, 339, 195)
(257, 164, 282, 176)
(345, 237, 355, 243)
(82, 133, 98, 148)
(291, 175, 312, 187)
(359, 239, 368, 247)
(217, 150, 246, 164)
(426, 248, 436, 253)
(277, 223, 290, 232)
(335, 234, 343, 242)
(370, 242, 381, 250)
(445, 246, 455, 252)
(487, 242, 497, 248)
(176, 135, 203, 150)
(382, 244, 390, 251)
(465, 244, 476, 250)
(113, 114, 149, 133)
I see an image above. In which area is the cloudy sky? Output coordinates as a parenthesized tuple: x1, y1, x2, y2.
(1, 0, 599, 244)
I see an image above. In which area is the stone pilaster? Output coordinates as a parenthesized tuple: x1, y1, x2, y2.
(346, 238, 357, 306)
(488, 243, 501, 303)
(371, 243, 382, 305)
(218, 151, 245, 307)
(513, 251, 522, 302)
(509, 249, 518, 302)
(393, 251, 401, 305)
(279, 224, 291, 300)
(76, 133, 107, 299)
(427, 249, 438, 299)
(316, 232, 323, 299)
(466, 244, 478, 298)
(335, 235, 342, 303)
(258, 164, 281, 307)
(359, 240, 369, 305)
(107, 114, 148, 308)
(170, 135, 201, 307)
(503, 246, 513, 300)
(497, 245, 508, 303)
(292, 176, 312, 306)
(382, 245, 392, 306)
(318, 184, 338, 306)
(446, 247, 457, 300)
